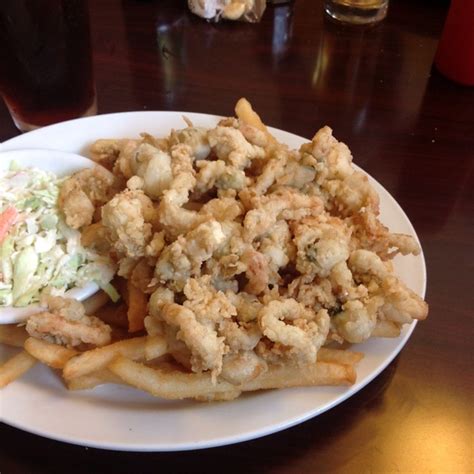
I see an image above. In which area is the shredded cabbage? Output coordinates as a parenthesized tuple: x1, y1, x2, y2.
(0, 164, 117, 307)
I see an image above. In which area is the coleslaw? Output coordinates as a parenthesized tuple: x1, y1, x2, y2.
(0, 162, 117, 307)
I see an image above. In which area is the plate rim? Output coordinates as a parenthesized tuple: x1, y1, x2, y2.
(0, 111, 427, 451)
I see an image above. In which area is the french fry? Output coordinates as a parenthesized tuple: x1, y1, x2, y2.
(24, 337, 77, 369)
(372, 321, 401, 338)
(145, 334, 168, 361)
(235, 98, 269, 134)
(63, 336, 166, 380)
(0, 324, 28, 348)
(242, 361, 356, 390)
(67, 369, 123, 391)
(317, 348, 364, 365)
(126, 280, 148, 333)
(108, 356, 236, 399)
(108, 356, 355, 400)
(0, 351, 37, 388)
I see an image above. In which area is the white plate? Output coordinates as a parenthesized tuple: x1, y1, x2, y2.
(0, 149, 100, 324)
(0, 112, 426, 451)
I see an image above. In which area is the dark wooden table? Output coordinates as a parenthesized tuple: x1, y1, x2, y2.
(1, 0, 473, 472)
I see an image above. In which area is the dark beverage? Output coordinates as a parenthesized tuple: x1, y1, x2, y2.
(0, 0, 95, 131)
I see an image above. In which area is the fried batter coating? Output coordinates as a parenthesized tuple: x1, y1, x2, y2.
(349, 208, 420, 259)
(300, 125, 354, 181)
(240, 248, 272, 295)
(81, 222, 112, 254)
(189, 222, 246, 289)
(218, 117, 269, 148)
(243, 187, 324, 242)
(226, 291, 263, 322)
(300, 126, 380, 217)
(324, 171, 380, 217)
(220, 350, 267, 385)
(113, 141, 174, 200)
(153, 277, 237, 376)
(253, 145, 316, 195)
(275, 154, 317, 190)
(258, 299, 330, 365)
(330, 249, 428, 343)
(155, 220, 226, 290)
(160, 302, 226, 376)
(195, 160, 249, 196)
(259, 220, 295, 273)
(169, 126, 211, 160)
(218, 320, 262, 352)
(293, 216, 351, 278)
(287, 276, 337, 312)
(331, 297, 383, 343)
(253, 150, 289, 195)
(101, 189, 155, 258)
(75, 112, 428, 384)
(329, 261, 368, 303)
(199, 196, 244, 222)
(26, 296, 111, 348)
(208, 126, 266, 169)
(89, 139, 128, 170)
(183, 276, 237, 323)
(157, 144, 202, 239)
(59, 166, 119, 229)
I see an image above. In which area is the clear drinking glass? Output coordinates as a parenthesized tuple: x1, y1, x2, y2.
(324, 0, 389, 25)
(0, 0, 96, 132)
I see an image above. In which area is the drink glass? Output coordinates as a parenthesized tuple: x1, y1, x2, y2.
(435, 0, 474, 86)
(0, 0, 96, 132)
(324, 0, 388, 25)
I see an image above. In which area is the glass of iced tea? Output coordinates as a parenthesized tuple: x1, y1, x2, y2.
(0, 0, 96, 132)
(324, 0, 388, 25)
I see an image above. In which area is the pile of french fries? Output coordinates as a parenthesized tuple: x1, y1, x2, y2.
(0, 316, 363, 400)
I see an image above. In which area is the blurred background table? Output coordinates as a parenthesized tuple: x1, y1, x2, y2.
(1, 0, 472, 472)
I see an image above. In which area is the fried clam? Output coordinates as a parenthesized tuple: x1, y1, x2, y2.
(242, 187, 324, 242)
(259, 220, 295, 275)
(158, 143, 205, 239)
(252, 145, 316, 196)
(101, 189, 156, 258)
(26, 296, 111, 348)
(348, 207, 421, 260)
(300, 126, 379, 217)
(293, 215, 352, 279)
(112, 140, 174, 199)
(331, 249, 428, 343)
(59, 166, 121, 229)
(194, 160, 250, 197)
(208, 125, 266, 170)
(169, 125, 211, 160)
(220, 350, 267, 385)
(258, 298, 330, 365)
(149, 276, 237, 378)
(286, 276, 337, 312)
(89, 138, 129, 170)
(154, 219, 227, 291)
